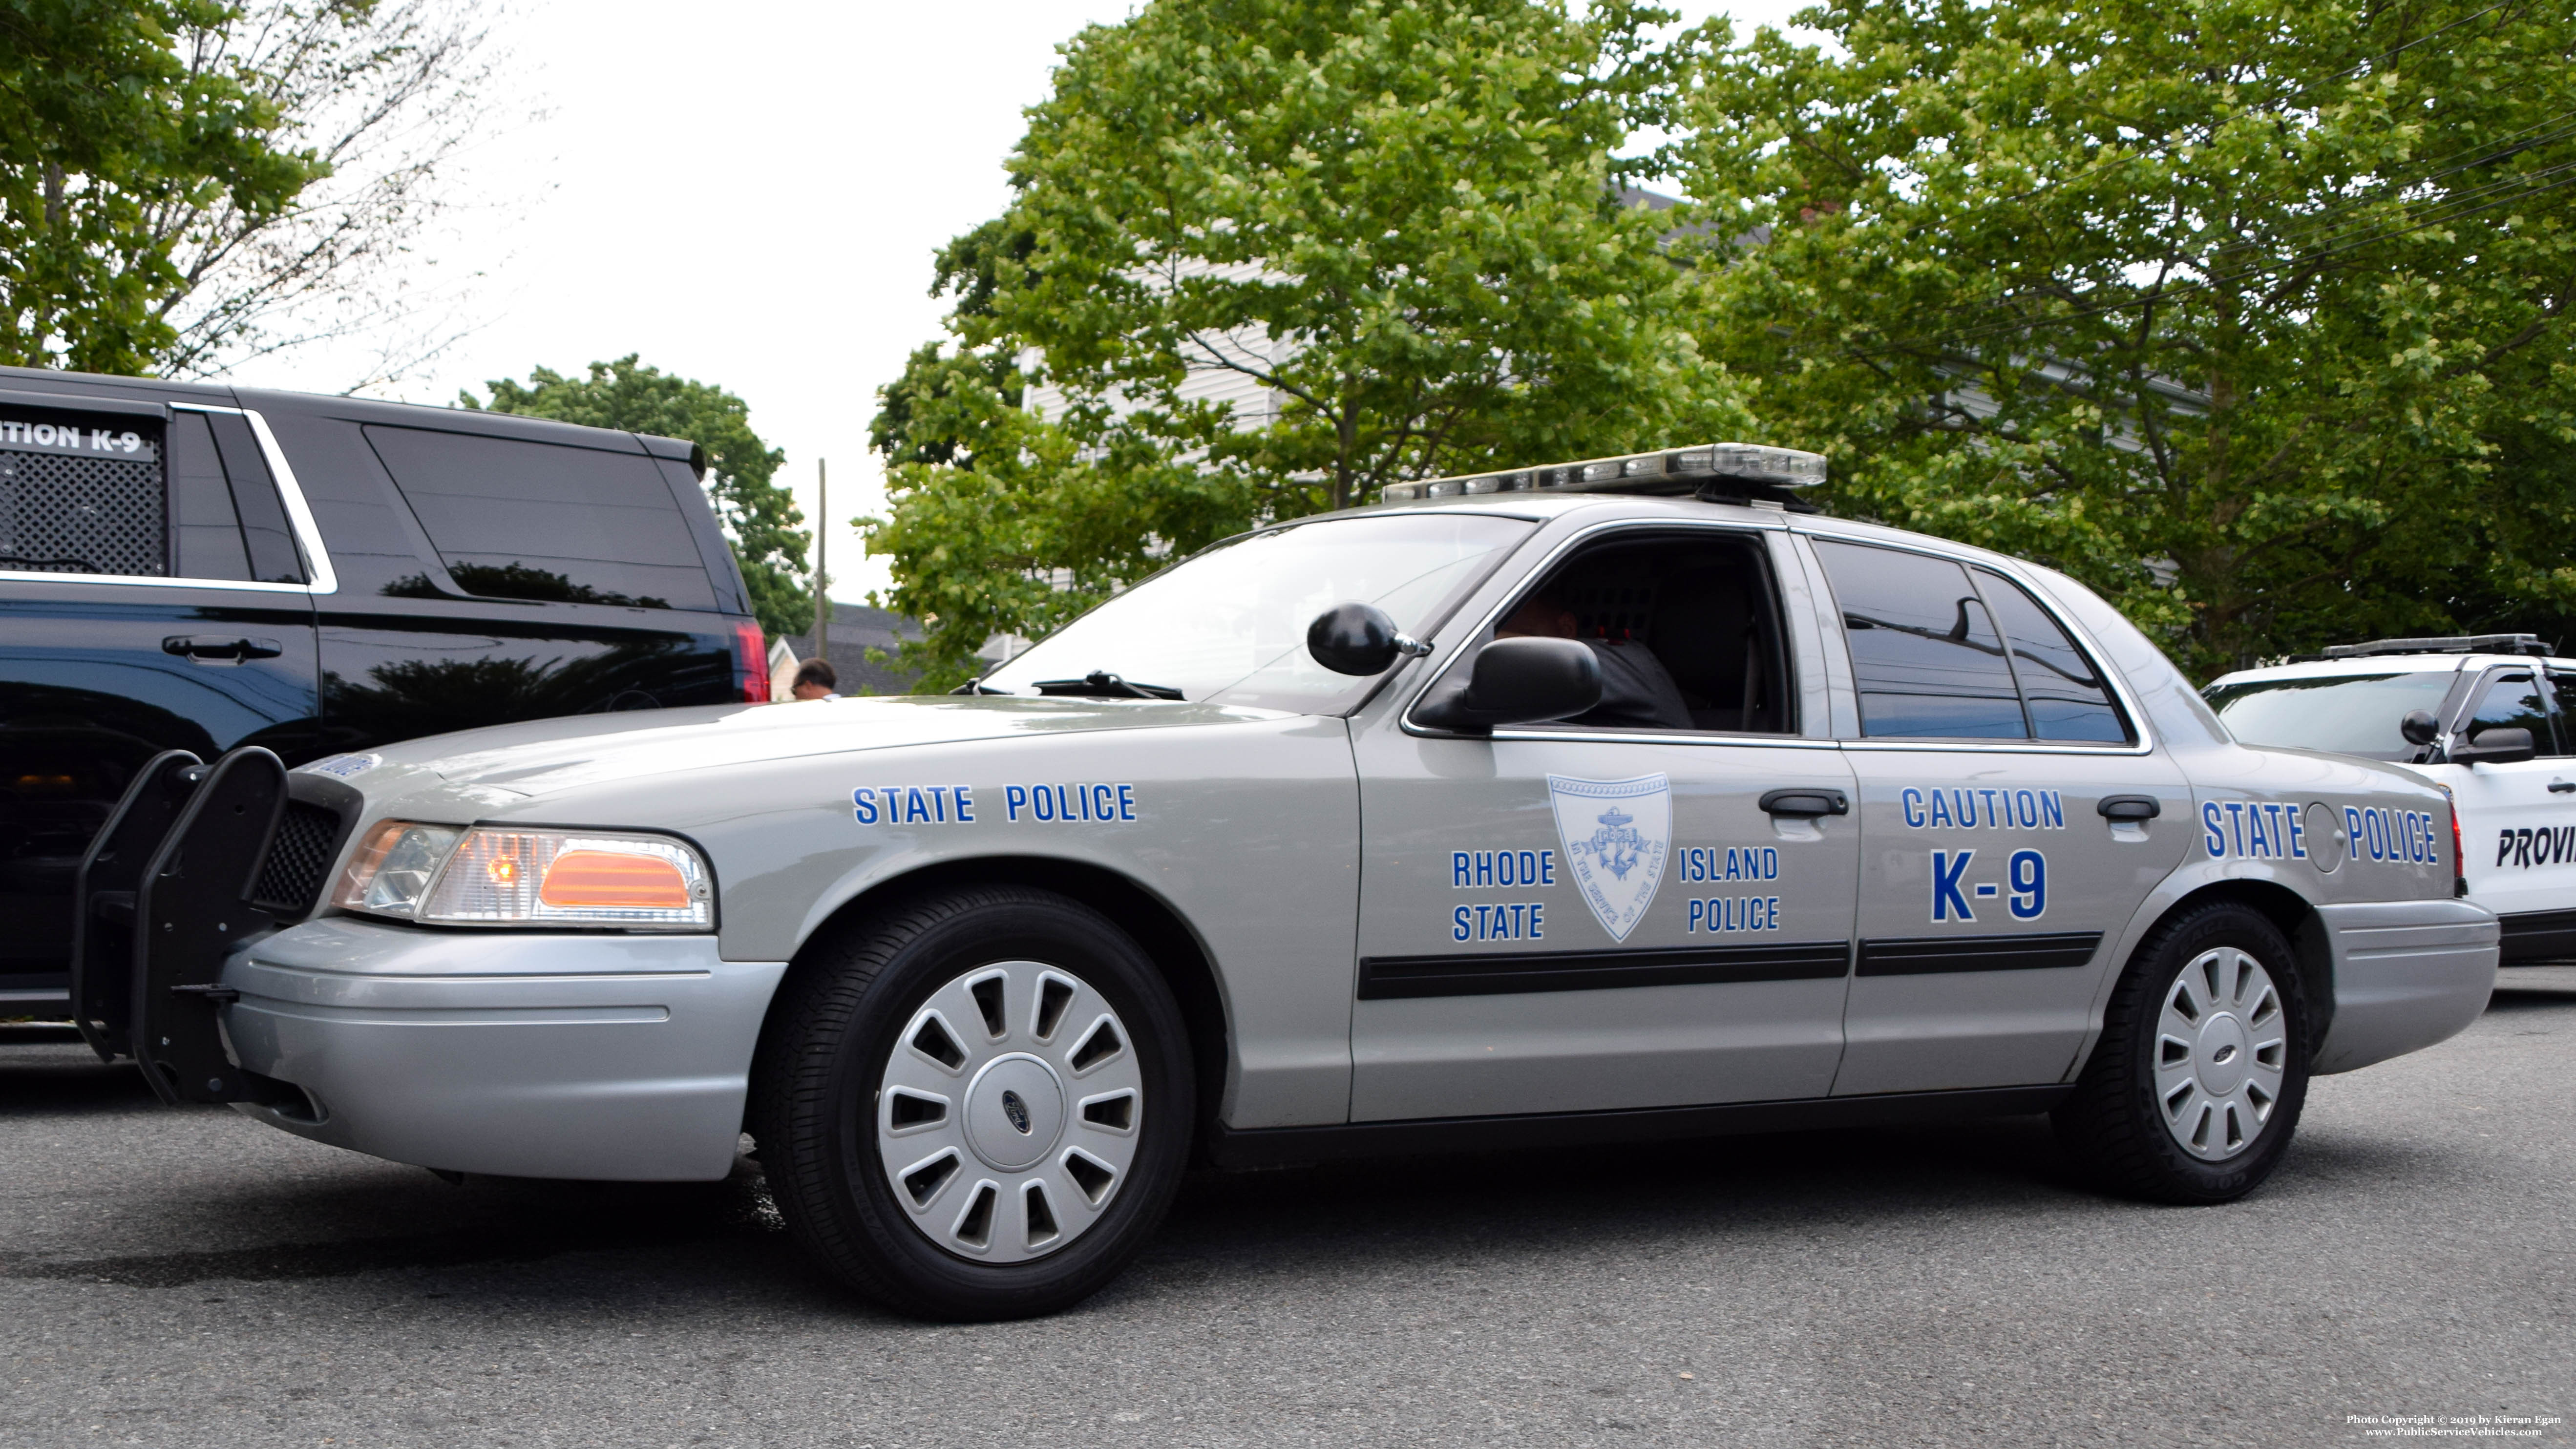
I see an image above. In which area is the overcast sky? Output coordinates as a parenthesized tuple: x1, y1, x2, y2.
(246, 0, 1809, 607)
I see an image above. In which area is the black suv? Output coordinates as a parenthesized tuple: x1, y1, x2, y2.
(0, 365, 772, 1011)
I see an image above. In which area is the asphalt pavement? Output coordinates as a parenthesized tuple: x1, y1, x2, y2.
(4, 973, 2570, 1449)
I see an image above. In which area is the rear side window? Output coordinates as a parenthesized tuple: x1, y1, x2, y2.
(1974, 568, 2128, 741)
(0, 403, 165, 578)
(364, 425, 716, 609)
(1812, 541, 2027, 738)
(1813, 540, 2131, 743)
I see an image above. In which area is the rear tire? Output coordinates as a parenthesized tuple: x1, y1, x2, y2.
(749, 885, 1194, 1320)
(2054, 902, 2311, 1204)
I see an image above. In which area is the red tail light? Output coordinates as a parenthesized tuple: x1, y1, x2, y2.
(2447, 789, 2466, 897)
(731, 619, 771, 703)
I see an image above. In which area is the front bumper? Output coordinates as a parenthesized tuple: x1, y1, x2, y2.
(2312, 898, 2498, 1075)
(219, 918, 786, 1180)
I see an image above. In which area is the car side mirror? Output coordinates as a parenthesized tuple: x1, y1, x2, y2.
(2451, 725, 2535, 766)
(1307, 603, 1431, 676)
(1411, 638, 1604, 733)
(2399, 709, 2440, 747)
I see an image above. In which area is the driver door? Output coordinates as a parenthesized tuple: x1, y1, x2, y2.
(1348, 526, 1860, 1121)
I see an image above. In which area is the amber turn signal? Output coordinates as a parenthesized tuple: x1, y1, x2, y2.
(539, 849, 693, 910)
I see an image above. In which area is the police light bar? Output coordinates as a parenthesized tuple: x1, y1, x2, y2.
(2319, 634, 2552, 659)
(1379, 442, 1827, 503)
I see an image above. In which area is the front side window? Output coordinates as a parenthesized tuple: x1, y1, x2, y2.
(978, 513, 1533, 714)
(0, 404, 166, 579)
(2466, 671, 2561, 756)
(1493, 530, 1794, 734)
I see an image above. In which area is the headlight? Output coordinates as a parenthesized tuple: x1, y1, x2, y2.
(332, 821, 714, 930)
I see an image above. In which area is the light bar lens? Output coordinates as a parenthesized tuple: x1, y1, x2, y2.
(332, 820, 714, 929)
(1380, 441, 1827, 503)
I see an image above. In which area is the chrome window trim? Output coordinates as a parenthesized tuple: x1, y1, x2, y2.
(0, 403, 338, 596)
(1397, 513, 1811, 745)
(1790, 524, 2158, 758)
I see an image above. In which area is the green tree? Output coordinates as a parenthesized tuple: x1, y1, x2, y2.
(1, 0, 322, 373)
(868, 0, 1751, 689)
(1675, 0, 2576, 676)
(468, 356, 815, 639)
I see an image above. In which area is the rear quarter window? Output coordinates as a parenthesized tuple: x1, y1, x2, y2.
(363, 425, 716, 609)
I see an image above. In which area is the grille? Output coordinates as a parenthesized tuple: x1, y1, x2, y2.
(253, 801, 345, 917)
(0, 444, 166, 577)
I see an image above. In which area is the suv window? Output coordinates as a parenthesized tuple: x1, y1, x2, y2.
(0, 403, 165, 578)
(169, 411, 307, 584)
(2465, 670, 2562, 756)
(363, 425, 716, 609)
(1502, 530, 1793, 734)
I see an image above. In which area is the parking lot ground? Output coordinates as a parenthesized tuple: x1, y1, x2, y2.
(3, 974, 2570, 1449)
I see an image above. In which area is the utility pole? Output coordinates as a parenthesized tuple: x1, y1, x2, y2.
(813, 457, 831, 667)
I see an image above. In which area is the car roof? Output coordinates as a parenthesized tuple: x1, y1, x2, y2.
(2208, 654, 2576, 687)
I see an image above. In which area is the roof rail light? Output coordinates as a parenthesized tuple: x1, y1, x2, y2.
(2319, 633, 2551, 660)
(1379, 441, 1829, 505)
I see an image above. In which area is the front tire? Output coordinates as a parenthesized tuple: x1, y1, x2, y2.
(750, 886, 1194, 1320)
(2054, 902, 2311, 1204)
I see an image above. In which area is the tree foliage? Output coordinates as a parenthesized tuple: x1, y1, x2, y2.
(468, 356, 815, 639)
(0, 0, 320, 373)
(1, 0, 510, 385)
(869, 0, 1752, 689)
(1676, 0, 2576, 675)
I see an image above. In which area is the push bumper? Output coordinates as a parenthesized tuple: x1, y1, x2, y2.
(220, 918, 786, 1180)
(2312, 898, 2497, 1074)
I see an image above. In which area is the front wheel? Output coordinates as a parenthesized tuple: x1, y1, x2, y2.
(750, 886, 1195, 1320)
(2054, 902, 2311, 1204)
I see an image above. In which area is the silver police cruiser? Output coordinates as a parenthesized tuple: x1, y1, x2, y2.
(70, 443, 2495, 1320)
(2208, 634, 2576, 965)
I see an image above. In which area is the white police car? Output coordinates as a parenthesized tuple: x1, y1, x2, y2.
(69, 444, 2495, 1320)
(2207, 635, 2576, 964)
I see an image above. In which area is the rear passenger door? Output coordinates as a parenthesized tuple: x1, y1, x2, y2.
(0, 392, 322, 982)
(1801, 536, 2193, 1096)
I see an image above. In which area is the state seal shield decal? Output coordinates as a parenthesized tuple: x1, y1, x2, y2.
(1548, 774, 1672, 942)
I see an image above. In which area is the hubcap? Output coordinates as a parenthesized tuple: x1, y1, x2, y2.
(2154, 947, 2287, 1162)
(876, 962, 1143, 1262)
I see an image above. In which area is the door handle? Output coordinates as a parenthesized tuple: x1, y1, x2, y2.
(2098, 795, 2162, 821)
(1759, 787, 1849, 818)
(2551, 781, 2575, 794)
(162, 635, 284, 662)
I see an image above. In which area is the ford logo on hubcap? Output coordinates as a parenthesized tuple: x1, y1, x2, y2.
(1001, 1090, 1031, 1134)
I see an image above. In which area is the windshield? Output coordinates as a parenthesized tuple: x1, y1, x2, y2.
(979, 513, 1535, 714)
(2202, 672, 2453, 760)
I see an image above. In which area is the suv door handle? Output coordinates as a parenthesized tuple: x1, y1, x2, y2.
(1759, 788, 1849, 818)
(163, 635, 283, 662)
(2098, 795, 2162, 820)
(2550, 781, 2575, 794)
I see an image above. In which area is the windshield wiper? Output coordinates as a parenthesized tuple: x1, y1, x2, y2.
(1031, 671, 1184, 700)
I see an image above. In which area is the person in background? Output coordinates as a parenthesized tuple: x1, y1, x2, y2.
(1494, 586, 1693, 730)
(791, 658, 840, 701)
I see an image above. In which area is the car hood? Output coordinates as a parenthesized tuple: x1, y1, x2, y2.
(311, 694, 1295, 801)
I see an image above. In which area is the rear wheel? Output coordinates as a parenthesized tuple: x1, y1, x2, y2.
(2054, 902, 2310, 1204)
(750, 886, 1193, 1320)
